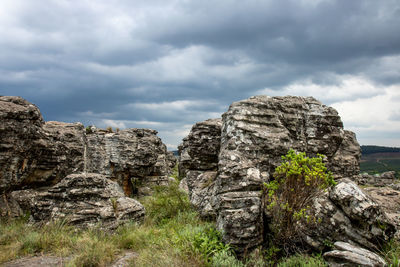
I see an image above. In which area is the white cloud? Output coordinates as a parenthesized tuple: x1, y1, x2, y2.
(101, 119, 127, 129)
(257, 75, 383, 104)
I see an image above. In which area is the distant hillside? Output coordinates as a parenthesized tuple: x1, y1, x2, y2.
(360, 145, 400, 178)
(361, 145, 400, 155)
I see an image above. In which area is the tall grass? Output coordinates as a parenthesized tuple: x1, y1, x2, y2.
(7, 180, 390, 266)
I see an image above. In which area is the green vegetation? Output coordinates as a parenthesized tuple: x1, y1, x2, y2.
(2, 166, 397, 266)
(382, 239, 400, 267)
(359, 145, 400, 178)
(361, 145, 400, 155)
(263, 150, 336, 254)
(0, 182, 231, 267)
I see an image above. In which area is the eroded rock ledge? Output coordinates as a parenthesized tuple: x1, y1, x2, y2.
(0, 96, 175, 228)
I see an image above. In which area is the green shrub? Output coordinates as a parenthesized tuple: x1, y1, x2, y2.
(141, 182, 192, 225)
(190, 226, 231, 264)
(263, 150, 336, 253)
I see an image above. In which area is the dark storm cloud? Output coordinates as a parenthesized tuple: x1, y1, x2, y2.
(1, 0, 400, 147)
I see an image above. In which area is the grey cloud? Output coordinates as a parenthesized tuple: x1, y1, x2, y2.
(1, 0, 400, 147)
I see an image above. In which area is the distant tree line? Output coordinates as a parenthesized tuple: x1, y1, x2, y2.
(361, 145, 400, 155)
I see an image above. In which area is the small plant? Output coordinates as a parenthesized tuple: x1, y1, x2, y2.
(263, 149, 336, 254)
(110, 198, 118, 214)
(85, 126, 93, 134)
(382, 239, 400, 267)
(190, 226, 232, 264)
(106, 126, 113, 133)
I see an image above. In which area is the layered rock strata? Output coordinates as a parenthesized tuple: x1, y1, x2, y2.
(0, 96, 175, 227)
(11, 173, 145, 229)
(300, 179, 394, 252)
(323, 241, 386, 267)
(178, 119, 222, 218)
(179, 96, 396, 255)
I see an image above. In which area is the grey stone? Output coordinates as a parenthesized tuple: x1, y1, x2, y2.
(356, 171, 397, 187)
(214, 96, 361, 252)
(0, 96, 174, 220)
(178, 118, 221, 219)
(301, 179, 395, 252)
(178, 118, 222, 178)
(12, 173, 145, 229)
(323, 241, 386, 267)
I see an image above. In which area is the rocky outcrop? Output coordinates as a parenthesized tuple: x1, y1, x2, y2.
(0, 97, 85, 193)
(178, 118, 222, 178)
(178, 119, 221, 218)
(214, 96, 361, 251)
(301, 179, 394, 252)
(179, 96, 394, 256)
(323, 241, 386, 267)
(11, 173, 145, 229)
(86, 127, 175, 196)
(364, 186, 400, 239)
(356, 171, 397, 187)
(0, 96, 174, 225)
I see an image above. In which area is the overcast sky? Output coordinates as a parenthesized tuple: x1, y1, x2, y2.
(1, 0, 400, 149)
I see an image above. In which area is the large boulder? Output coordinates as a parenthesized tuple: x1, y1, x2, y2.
(11, 173, 145, 229)
(0, 97, 85, 192)
(0, 96, 174, 221)
(214, 96, 361, 251)
(301, 179, 394, 252)
(323, 241, 386, 267)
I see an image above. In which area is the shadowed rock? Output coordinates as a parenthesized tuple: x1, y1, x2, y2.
(12, 173, 145, 229)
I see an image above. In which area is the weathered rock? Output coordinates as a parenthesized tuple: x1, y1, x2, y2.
(179, 178, 189, 193)
(12, 173, 145, 229)
(0, 96, 174, 220)
(178, 118, 222, 178)
(214, 96, 361, 252)
(323, 241, 386, 267)
(356, 171, 397, 187)
(86, 127, 174, 196)
(178, 119, 221, 218)
(0, 96, 85, 192)
(301, 179, 395, 252)
(186, 171, 218, 219)
(364, 186, 400, 239)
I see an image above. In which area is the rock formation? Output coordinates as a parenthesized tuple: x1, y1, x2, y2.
(356, 171, 397, 187)
(300, 178, 394, 252)
(178, 119, 221, 218)
(11, 173, 145, 229)
(0, 96, 175, 228)
(323, 241, 386, 267)
(179, 95, 396, 261)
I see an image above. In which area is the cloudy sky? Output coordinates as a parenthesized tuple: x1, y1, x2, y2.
(1, 0, 400, 149)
